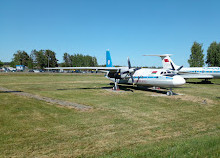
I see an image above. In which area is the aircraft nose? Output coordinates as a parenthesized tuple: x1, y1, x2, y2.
(173, 75, 186, 86)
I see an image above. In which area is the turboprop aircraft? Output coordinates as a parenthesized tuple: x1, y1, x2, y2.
(144, 54, 220, 80)
(46, 51, 186, 95)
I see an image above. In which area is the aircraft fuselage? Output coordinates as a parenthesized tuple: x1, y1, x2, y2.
(107, 68, 185, 88)
(180, 67, 220, 79)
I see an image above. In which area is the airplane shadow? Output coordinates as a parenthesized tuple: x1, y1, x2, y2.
(57, 87, 112, 91)
(113, 85, 186, 95)
(122, 85, 168, 94)
(57, 85, 181, 95)
(186, 81, 213, 84)
(0, 90, 23, 93)
(186, 82, 220, 86)
(108, 83, 168, 93)
(57, 86, 135, 92)
(101, 85, 168, 94)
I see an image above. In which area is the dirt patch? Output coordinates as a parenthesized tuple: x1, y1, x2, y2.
(148, 91, 215, 106)
(0, 87, 92, 111)
(104, 88, 128, 93)
(172, 94, 215, 105)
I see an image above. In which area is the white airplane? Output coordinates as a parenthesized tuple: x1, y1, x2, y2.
(144, 54, 220, 80)
(46, 51, 186, 95)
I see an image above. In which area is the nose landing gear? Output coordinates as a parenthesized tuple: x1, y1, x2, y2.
(166, 88, 174, 96)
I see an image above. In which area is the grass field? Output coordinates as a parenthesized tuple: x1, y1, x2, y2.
(0, 73, 219, 157)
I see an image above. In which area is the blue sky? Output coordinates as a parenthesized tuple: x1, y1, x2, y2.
(1, 0, 220, 67)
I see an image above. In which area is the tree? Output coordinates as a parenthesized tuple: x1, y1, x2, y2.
(30, 49, 38, 68)
(31, 49, 58, 69)
(12, 50, 30, 66)
(63, 53, 72, 67)
(32, 50, 46, 69)
(61, 52, 98, 67)
(206, 41, 220, 66)
(28, 56, 34, 69)
(69, 54, 98, 67)
(91, 57, 98, 66)
(10, 61, 16, 67)
(75, 54, 84, 66)
(0, 60, 3, 67)
(188, 42, 204, 67)
(44, 49, 58, 68)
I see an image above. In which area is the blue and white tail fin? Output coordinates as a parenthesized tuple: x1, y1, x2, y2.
(106, 50, 113, 67)
(143, 54, 180, 70)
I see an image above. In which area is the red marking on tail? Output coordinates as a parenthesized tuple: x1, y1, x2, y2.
(164, 59, 169, 62)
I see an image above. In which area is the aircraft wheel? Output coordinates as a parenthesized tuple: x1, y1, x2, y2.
(166, 91, 173, 96)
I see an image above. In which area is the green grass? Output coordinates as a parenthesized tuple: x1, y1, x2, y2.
(100, 134, 220, 158)
(0, 73, 219, 157)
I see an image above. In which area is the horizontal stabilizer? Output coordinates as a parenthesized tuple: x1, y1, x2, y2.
(143, 54, 177, 70)
(143, 54, 172, 57)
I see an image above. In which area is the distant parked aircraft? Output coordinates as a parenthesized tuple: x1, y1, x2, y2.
(46, 51, 186, 95)
(144, 54, 220, 80)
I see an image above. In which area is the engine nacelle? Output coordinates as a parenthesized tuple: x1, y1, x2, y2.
(107, 72, 122, 79)
(107, 69, 130, 79)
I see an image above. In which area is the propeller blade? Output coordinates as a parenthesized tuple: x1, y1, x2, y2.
(177, 65, 183, 71)
(170, 62, 175, 70)
(122, 71, 129, 74)
(130, 73, 134, 85)
(135, 67, 141, 71)
(127, 57, 135, 85)
(128, 57, 131, 69)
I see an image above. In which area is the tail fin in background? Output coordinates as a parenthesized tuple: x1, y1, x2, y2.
(161, 55, 179, 70)
(106, 50, 113, 67)
(143, 54, 180, 70)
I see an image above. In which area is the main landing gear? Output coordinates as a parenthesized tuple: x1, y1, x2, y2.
(112, 79, 120, 90)
(201, 79, 212, 84)
(166, 88, 174, 96)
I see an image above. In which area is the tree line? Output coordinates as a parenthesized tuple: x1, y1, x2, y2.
(62, 53, 98, 67)
(9, 50, 98, 69)
(10, 49, 58, 69)
(188, 41, 220, 67)
(1, 42, 220, 69)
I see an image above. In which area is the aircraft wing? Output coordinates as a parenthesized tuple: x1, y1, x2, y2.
(177, 71, 214, 79)
(179, 74, 213, 79)
(45, 67, 120, 72)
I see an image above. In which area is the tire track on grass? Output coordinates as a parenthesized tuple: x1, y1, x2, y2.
(0, 87, 92, 111)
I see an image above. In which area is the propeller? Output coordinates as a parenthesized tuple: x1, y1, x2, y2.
(127, 57, 135, 85)
(117, 57, 140, 85)
(165, 62, 183, 76)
